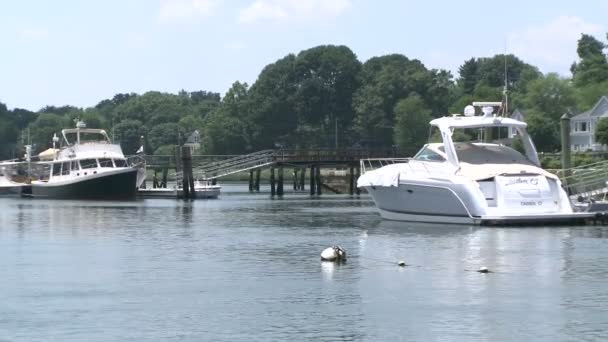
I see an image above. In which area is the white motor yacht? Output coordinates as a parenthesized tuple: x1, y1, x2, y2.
(358, 102, 595, 225)
(29, 121, 141, 200)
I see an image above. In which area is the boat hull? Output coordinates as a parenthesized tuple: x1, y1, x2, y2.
(366, 183, 595, 225)
(31, 168, 138, 200)
(0, 185, 24, 196)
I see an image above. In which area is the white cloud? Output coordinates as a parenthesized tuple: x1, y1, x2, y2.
(20, 28, 49, 40)
(508, 16, 604, 75)
(239, 0, 351, 24)
(159, 0, 217, 23)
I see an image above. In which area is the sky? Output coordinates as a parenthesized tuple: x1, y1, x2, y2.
(0, 0, 607, 111)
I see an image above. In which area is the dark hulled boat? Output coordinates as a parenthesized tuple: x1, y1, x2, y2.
(29, 121, 141, 200)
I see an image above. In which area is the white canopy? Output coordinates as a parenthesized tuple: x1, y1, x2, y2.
(38, 148, 59, 161)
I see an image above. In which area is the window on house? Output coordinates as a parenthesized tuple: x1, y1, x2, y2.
(575, 122, 589, 132)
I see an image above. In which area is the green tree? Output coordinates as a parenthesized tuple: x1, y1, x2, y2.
(575, 81, 608, 110)
(352, 54, 450, 148)
(572, 34, 608, 87)
(595, 117, 608, 146)
(27, 113, 68, 152)
(393, 95, 432, 155)
(523, 73, 576, 121)
(291, 45, 362, 147)
(202, 82, 252, 154)
(525, 112, 559, 152)
(114, 119, 146, 155)
(457, 58, 479, 95)
(148, 123, 184, 153)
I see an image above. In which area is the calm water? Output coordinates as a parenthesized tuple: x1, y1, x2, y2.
(1, 184, 608, 341)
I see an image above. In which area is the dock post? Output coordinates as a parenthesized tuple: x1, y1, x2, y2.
(316, 165, 322, 195)
(355, 166, 361, 195)
(161, 167, 168, 188)
(561, 113, 572, 189)
(181, 146, 195, 199)
(255, 168, 261, 192)
(270, 166, 276, 196)
(310, 165, 315, 195)
(277, 165, 284, 196)
(249, 169, 254, 192)
(300, 167, 305, 191)
(349, 165, 354, 195)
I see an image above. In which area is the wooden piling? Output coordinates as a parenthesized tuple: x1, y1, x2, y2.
(561, 113, 572, 188)
(299, 167, 305, 191)
(315, 165, 322, 195)
(310, 165, 315, 196)
(355, 166, 361, 195)
(349, 165, 354, 195)
(270, 166, 276, 196)
(255, 168, 261, 192)
(249, 169, 254, 192)
(161, 167, 168, 188)
(277, 165, 284, 196)
(181, 146, 195, 199)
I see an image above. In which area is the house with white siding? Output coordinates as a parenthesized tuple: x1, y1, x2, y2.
(570, 96, 608, 151)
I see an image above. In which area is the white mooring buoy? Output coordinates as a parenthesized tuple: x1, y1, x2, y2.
(477, 266, 491, 273)
(321, 246, 346, 262)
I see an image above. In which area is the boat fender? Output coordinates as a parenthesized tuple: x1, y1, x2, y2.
(321, 246, 346, 262)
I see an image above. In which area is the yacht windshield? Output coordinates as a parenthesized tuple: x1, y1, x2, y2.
(414, 146, 445, 161)
(440, 143, 533, 165)
(64, 131, 110, 145)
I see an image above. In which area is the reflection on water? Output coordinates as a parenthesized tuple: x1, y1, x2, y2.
(1, 192, 608, 341)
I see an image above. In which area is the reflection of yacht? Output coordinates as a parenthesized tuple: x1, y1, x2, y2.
(29, 121, 140, 200)
(358, 102, 595, 225)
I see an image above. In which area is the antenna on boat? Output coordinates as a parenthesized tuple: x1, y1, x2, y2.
(502, 42, 509, 117)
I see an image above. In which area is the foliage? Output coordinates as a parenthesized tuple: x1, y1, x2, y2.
(572, 34, 608, 87)
(393, 95, 432, 155)
(595, 117, 608, 146)
(113, 119, 146, 155)
(148, 123, 184, 153)
(28, 113, 69, 152)
(522, 73, 576, 121)
(525, 112, 560, 152)
(3, 37, 608, 158)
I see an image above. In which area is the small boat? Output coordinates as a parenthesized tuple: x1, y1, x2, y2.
(138, 181, 221, 199)
(358, 102, 596, 225)
(191, 180, 221, 199)
(28, 121, 141, 200)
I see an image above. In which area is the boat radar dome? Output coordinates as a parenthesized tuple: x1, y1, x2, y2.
(463, 105, 475, 117)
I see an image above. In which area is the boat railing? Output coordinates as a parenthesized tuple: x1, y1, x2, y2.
(360, 158, 411, 174)
(360, 158, 454, 177)
(559, 160, 608, 199)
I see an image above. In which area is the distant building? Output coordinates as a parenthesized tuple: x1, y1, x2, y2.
(184, 130, 201, 152)
(570, 96, 608, 151)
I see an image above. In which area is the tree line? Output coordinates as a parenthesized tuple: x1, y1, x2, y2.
(1, 33, 607, 160)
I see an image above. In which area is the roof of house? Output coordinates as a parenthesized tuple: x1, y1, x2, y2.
(571, 96, 608, 120)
